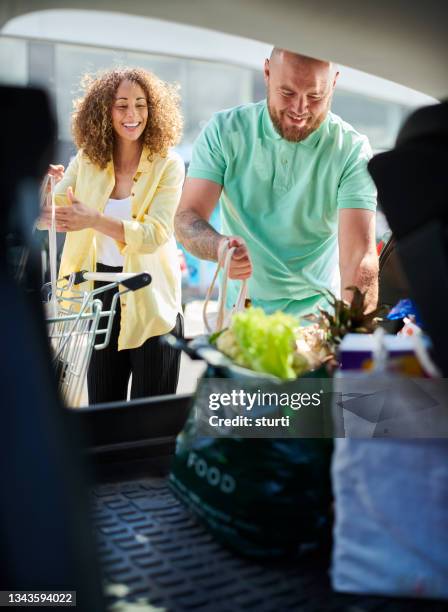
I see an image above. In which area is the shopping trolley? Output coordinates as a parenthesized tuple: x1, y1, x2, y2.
(43, 270, 152, 406)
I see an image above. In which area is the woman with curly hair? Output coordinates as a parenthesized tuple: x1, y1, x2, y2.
(41, 67, 184, 403)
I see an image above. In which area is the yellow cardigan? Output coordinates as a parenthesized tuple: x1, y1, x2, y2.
(54, 147, 185, 350)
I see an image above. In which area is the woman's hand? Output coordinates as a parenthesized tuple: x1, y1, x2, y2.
(43, 164, 65, 193)
(47, 164, 65, 183)
(40, 186, 100, 232)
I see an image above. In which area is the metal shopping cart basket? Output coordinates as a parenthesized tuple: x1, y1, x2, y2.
(43, 270, 151, 406)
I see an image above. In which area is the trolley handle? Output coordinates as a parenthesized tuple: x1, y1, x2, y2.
(68, 270, 152, 291)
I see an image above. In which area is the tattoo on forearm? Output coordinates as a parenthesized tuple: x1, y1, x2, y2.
(175, 210, 222, 261)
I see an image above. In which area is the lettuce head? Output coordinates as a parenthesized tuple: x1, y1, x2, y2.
(215, 307, 306, 379)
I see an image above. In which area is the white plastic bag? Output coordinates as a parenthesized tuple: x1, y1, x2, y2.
(332, 328, 448, 598)
(332, 326, 448, 599)
(332, 437, 448, 599)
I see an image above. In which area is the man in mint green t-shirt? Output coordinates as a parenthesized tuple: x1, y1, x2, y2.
(175, 48, 379, 316)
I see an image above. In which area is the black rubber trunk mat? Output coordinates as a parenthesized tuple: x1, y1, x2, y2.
(92, 476, 447, 612)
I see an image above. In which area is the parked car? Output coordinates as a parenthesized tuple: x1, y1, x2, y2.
(0, 2, 446, 611)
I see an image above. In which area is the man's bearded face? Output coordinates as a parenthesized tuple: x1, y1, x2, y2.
(267, 88, 332, 142)
(265, 53, 336, 142)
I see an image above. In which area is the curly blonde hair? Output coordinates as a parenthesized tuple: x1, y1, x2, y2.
(72, 67, 183, 168)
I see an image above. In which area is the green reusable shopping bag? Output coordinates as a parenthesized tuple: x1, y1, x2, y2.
(169, 358, 333, 559)
(169, 241, 333, 558)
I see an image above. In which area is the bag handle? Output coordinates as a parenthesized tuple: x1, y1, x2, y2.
(371, 326, 441, 378)
(41, 174, 58, 317)
(203, 239, 248, 334)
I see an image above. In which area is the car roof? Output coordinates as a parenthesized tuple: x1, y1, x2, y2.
(0, 0, 447, 99)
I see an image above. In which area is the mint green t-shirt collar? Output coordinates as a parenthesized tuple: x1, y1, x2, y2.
(261, 100, 328, 148)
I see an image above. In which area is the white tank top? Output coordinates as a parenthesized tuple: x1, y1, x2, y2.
(96, 197, 132, 267)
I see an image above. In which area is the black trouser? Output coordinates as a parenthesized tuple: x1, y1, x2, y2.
(87, 263, 183, 405)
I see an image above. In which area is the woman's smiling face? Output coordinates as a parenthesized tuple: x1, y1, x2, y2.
(111, 79, 148, 143)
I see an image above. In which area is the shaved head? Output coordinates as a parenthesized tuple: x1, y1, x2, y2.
(264, 48, 339, 142)
(270, 48, 336, 73)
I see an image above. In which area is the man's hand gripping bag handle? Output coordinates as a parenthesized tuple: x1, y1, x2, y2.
(202, 239, 249, 334)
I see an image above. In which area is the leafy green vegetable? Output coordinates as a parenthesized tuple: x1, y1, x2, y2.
(215, 307, 303, 379)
